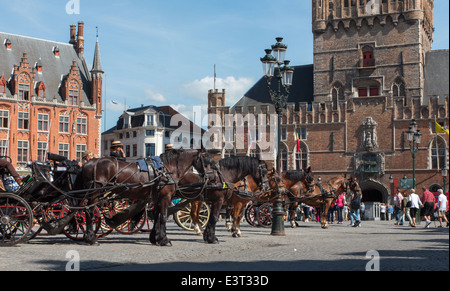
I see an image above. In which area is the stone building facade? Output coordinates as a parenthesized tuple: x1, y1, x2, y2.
(208, 0, 448, 203)
(0, 22, 103, 169)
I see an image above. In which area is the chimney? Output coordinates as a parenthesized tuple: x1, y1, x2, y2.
(69, 25, 76, 44)
(76, 21, 84, 55)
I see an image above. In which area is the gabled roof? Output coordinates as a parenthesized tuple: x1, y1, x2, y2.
(0, 32, 92, 104)
(232, 64, 314, 111)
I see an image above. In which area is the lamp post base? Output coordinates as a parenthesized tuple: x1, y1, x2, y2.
(270, 196, 286, 236)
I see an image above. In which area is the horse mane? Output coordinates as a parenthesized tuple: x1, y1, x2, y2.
(160, 149, 195, 165)
(219, 156, 261, 178)
(284, 170, 305, 181)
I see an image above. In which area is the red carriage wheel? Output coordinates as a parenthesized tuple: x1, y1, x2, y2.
(0, 193, 34, 247)
(244, 203, 259, 227)
(61, 205, 105, 241)
(257, 203, 273, 228)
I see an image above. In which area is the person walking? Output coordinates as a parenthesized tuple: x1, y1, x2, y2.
(408, 189, 422, 227)
(402, 191, 412, 226)
(421, 187, 435, 228)
(394, 191, 404, 225)
(336, 192, 345, 224)
(436, 189, 449, 228)
(350, 193, 362, 227)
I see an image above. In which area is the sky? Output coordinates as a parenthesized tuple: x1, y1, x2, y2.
(1, 0, 449, 132)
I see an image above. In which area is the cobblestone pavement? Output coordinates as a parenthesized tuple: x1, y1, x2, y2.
(1, 220, 448, 271)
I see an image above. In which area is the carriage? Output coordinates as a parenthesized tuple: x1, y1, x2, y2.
(1, 149, 361, 247)
(0, 152, 211, 247)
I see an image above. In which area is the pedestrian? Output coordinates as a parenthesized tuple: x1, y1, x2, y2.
(394, 191, 404, 225)
(387, 204, 393, 221)
(336, 192, 345, 224)
(349, 192, 362, 227)
(360, 202, 365, 221)
(402, 191, 412, 226)
(408, 189, 422, 227)
(380, 203, 386, 220)
(436, 189, 449, 228)
(343, 204, 349, 222)
(420, 186, 435, 228)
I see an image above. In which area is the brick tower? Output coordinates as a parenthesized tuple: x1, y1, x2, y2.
(312, 0, 434, 104)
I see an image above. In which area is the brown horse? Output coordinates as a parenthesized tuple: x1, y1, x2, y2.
(225, 169, 286, 237)
(287, 176, 361, 229)
(197, 156, 268, 244)
(80, 149, 206, 245)
(148, 149, 211, 246)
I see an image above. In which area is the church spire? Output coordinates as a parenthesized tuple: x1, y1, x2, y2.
(91, 27, 103, 74)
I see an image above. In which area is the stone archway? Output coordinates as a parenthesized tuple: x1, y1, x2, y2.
(359, 179, 390, 203)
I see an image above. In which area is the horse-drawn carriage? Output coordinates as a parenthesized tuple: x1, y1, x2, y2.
(0, 152, 211, 247)
(1, 148, 362, 247)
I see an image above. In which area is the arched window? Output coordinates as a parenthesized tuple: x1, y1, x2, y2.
(430, 137, 447, 170)
(393, 79, 406, 97)
(331, 84, 344, 110)
(281, 145, 289, 171)
(295, 142, 309, 170)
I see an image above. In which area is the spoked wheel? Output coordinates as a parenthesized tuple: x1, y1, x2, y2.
(257, 203, 273, 228)
(109, 200, 147, 235)
(0, 193, 34, 247)
(245, 203, 259, 227)
(174, 201, 210, 231)
(61, 206, 104, 242)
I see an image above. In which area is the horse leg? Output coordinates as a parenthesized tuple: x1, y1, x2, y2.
(225, 204, 233, 232)
(321, 200, 331, 229)
(203, 196, 223, 244)
(149, 191, 172, 246)
(190, 200, 203, 236)
(84, 206, 98, 245)
(231, 200, 244, 238)
(290, 202, 298, 228)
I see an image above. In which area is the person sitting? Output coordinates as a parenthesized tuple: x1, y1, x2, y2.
(110, 141, 126, 160)
(0, 158, 23, 191)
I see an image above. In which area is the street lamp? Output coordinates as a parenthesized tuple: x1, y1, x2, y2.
(260, 37, 295, 236)
(406, 119, 422, 188)
(442, 165, 448, 194)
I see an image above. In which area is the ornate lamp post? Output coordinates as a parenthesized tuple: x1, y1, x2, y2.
(261, 37, 294, 236)
(406, 119, 422, 189)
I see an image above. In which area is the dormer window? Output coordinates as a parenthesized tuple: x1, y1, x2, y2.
(35, 59, 43, 73)
(0, 76, 6, 94)
(4, 39, 11, 50)
(68, 80, 79, 106)
(36, 81, 46, 98)
(53, 46, 60, 57)
(18, 73, 31, 101)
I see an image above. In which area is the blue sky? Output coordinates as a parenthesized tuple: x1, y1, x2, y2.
(1, 0, 449, 132)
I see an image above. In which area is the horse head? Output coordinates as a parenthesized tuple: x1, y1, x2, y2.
(346, 176, 362, 196)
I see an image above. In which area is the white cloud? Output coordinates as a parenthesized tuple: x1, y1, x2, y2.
(144, 89, 167, 103)
(183, 76, 254, 106)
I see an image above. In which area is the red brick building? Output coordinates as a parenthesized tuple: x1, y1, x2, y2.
(0, 22, 103, 170)
(208, 0, 448, 203)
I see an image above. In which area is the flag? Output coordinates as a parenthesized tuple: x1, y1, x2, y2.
(296, 132, 301, 153)
(435, 121, 449, 135)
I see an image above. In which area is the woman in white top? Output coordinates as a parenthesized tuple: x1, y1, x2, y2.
(408, 189, 422, 227)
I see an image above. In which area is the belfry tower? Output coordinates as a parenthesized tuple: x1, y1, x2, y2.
(312, 0, 434, 104)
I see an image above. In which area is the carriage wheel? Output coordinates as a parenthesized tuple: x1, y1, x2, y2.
(244, 203, 259, 227)
(61, 206, 104, 242)
(0, 193, 34, 247)
(29, 201, 68, 240)
(111, 200, 147, 235)
(257, 203, 273, 228)
(174, 201, 210, 231)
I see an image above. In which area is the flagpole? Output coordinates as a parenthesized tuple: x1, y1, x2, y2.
(214, 64, 216, 91)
